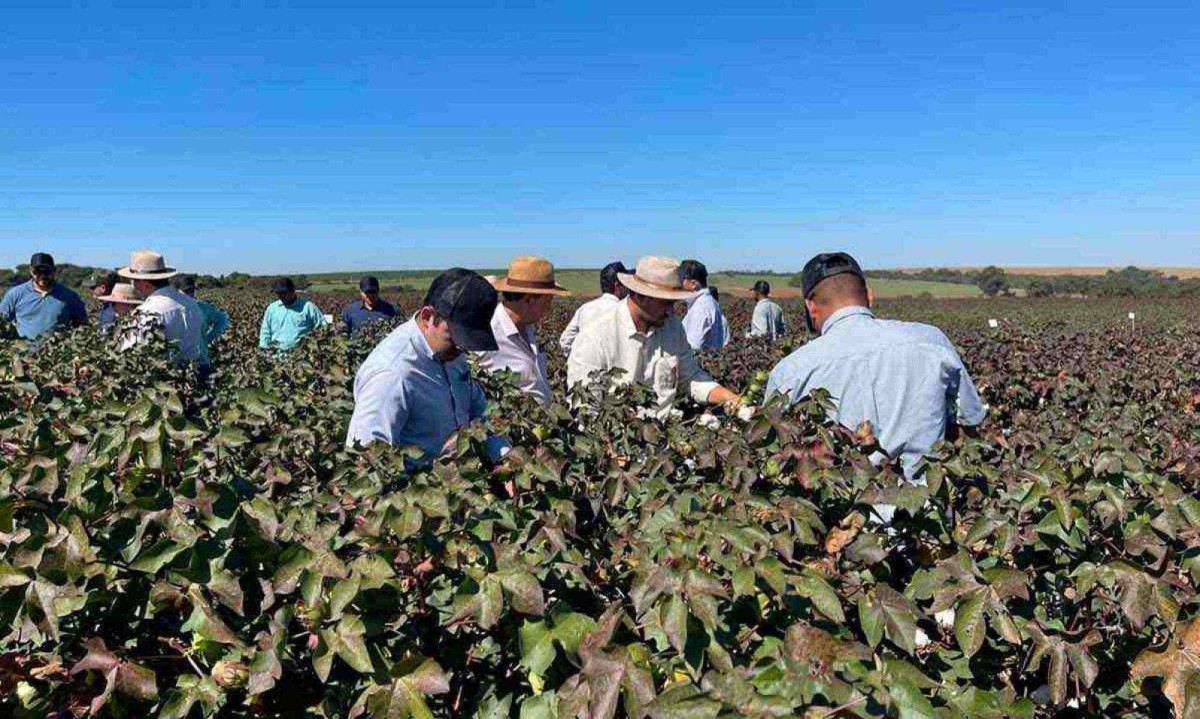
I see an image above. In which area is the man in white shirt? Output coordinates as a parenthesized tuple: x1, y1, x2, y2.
(679, 260, 727, 351)
(748, 280, 787, 340)
(476, 256, 570, 406)
(117, 250, 209, 367)
(558, 261, 628, 354)
(567, 256, 742, 416)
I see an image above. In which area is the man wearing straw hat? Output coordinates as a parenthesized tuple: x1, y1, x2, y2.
(94, 283, 144, 331)
(118, 250, 209, 366)
(558, 261, 628, 354)
(477, 256, 570, 406)
(567, 256, 742, 416)
(0, 252, 88, 340)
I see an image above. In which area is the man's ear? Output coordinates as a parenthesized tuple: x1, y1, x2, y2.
(866, 286, 875, 308)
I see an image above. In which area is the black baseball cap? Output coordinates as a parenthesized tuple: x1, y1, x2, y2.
(359, 276, 380, 293)
(172, 274, 197, 292)
(801, 252, 865, 299)
(272, 277, 295, 293)
(30, 253, 55, 272)
(423, 268, 499, 352)
(753, 280, 771, 295)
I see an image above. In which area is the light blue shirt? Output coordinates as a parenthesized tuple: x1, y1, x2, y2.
(750, 299, 787, 340)
(345, 318, 488, 461)
(682, 288, 727, 351)
(258, 297, 326, 351)
(197, 300, 229, 344)
(0, 280, 87, 340)
(766, 306, 986, 477)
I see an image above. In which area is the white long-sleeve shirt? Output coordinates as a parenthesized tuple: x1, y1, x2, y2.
(558, 293, 621, 353)
(476, 304, 552, 406)
(566, 298, 718, 414)
(121, 287, 209, 365)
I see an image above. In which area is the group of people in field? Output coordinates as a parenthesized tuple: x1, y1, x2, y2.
(3, 248, 984, 495)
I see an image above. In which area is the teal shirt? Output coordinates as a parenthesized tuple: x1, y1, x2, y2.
(258, 298, 327, 351)
(197, 299, 229, 344)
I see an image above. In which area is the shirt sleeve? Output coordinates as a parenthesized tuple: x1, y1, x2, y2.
(258, 306, 273, 349)
(750, 303, 767, 337)
(469, 376, 487, 421)
(559, 307, 582, 352)
(310, 302, 328, 328)
(672, 332, 719, 403)
(949, 360, 987, 426)
(340, 306, 354, 337)
(346, 369, 409, 447)
(778, 307, 787, 336)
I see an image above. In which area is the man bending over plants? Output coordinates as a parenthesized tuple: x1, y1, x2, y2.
(766, 252, 986, 483)
(566, 256, 742, 417)
(345, 268, 505, 463)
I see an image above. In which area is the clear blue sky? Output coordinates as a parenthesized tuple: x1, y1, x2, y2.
(2, 2, 1197, 275)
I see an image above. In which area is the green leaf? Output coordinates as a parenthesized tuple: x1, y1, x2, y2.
(662, 594, 688, 655)
(520, 620, 556, 676)
(955, 589, 987, 658)
(130, 539, 186, 573)
(795, 571, 844, 623)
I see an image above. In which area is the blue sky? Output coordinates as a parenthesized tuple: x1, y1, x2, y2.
(2, 2, 1198, 275)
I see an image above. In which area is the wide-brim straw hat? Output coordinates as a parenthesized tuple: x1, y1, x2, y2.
(118, 250, 178, 281)
(618, 256, 702, 301)
(96, 283, 144, 305)
(492, 256, 571, 296)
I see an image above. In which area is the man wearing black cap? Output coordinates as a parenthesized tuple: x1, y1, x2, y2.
(766, 252, 986, 487)
(0, 252, 87, 340)
(88, 270, 121, 329)
(748, 280, 786, 340)
(340, 276, 398, 336)
(346, 268, 501, 460)
(558, 261, 629, 354)
(258, 277, 327, 351)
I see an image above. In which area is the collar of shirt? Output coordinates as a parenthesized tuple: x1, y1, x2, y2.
(493, 304, 534, 343)
(405, 315, 438, 362)
(685, 287, 711, 309)
(617, 298, 655, 340)
(821, 305, 873, 335)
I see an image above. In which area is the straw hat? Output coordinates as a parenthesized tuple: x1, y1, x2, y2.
(118, 250, 178, 281)
(492, 256, 571, 296)
(618, 256, 702, 301)
(96, 283, 144, 305)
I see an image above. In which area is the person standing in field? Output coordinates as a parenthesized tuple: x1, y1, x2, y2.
(559, 261, 629, 354)
(118, 251, 209, 366)
(710, 286, 733, 347)
(172, 275, 230, 345)
(89, 271, 121, 330)
(341, 276, 398, 336)
(345, 268, 502, 461)
(258, 277, 327, 351)
(766, 252, 986, 485)
(748, 280, 786, 340)
(94, 283, 144, 326)
(567, 256, 743, 416)
(679, 259, 727, 351)
(477, 256, 570, 406)
(0, 253, 88, 340)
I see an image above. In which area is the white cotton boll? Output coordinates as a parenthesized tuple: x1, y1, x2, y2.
(914, 628, 931, 648)
(737, 406, 755, 421)
(935, 608, 956, 631)
(697, 414, 720, 430)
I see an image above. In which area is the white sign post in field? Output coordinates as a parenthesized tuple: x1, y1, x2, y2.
(1128, 312, 1136, 333)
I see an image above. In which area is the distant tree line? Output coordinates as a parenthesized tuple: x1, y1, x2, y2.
(815, 266, 1200, 298)
(1, 264, 312, 292)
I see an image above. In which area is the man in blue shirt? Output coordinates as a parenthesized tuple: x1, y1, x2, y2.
(341, 275, 398, 336)
(345, 269, 502, 463)
(766, 252, 986, 483)
(679, 259, 728, 351)
(0, 253, 87, 340)
(88, 271, 120, 330)
(259, 277, 328, 351)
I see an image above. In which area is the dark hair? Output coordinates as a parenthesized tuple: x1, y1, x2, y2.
(679, 260, 707, 287)
(753, 280, 771, 296)
(599, 261, 628, 295)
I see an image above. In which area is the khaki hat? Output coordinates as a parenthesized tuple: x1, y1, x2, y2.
(96, 283, 144, 305)
(618, 256, 702, 301)
(492, 256, 571, 297)
(118, 250, 178, 281)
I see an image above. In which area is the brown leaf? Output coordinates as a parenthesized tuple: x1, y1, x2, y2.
(1131, 619, 1200, 719)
